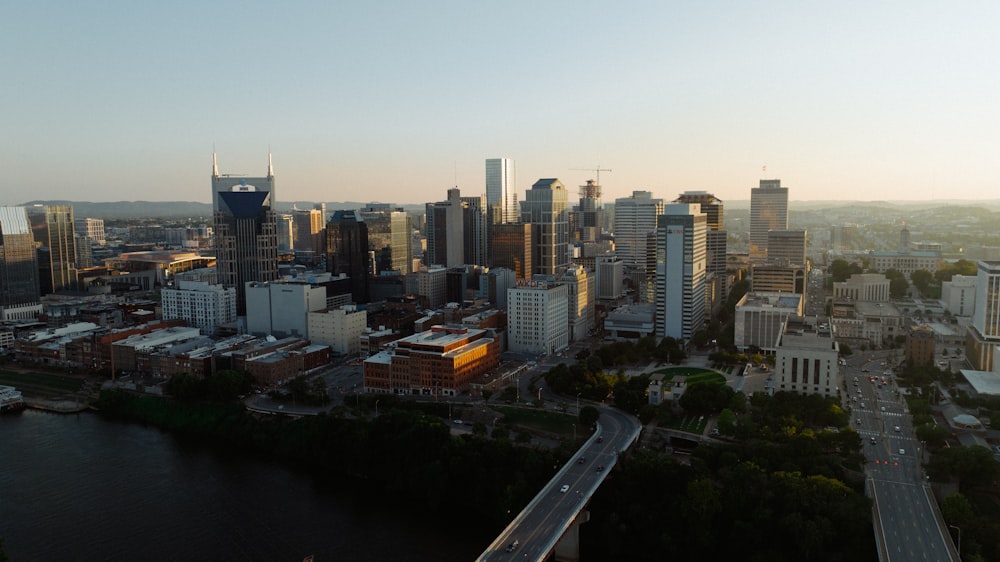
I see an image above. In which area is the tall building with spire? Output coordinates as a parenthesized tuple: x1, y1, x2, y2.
(0, 207, 42, 321)
(211, 152, 277, 213)
(212, 156, 279, 316)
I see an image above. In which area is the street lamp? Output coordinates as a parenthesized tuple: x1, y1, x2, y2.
(949, 524, 961, 560)
(375, 399, 380, 418)
(576, 393, 581, 412)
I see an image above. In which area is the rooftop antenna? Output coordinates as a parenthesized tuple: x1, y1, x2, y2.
(213, 144, 219, 176)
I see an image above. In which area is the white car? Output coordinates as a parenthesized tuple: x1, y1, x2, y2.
(899, 448, 905, 455)
(559, 484, 570, 493)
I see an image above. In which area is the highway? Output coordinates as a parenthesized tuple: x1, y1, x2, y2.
(849, 352, 956, 562)
(476, 404, 641, 562)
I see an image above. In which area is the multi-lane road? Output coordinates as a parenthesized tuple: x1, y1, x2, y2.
(476, 404, 641, 562)
(849, 353, 956, 561)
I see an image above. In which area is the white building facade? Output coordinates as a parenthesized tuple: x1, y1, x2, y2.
(161, 280, 237, 336)
(654, 204, 706, 342)
(307, 305, 368, 356)
(507, 281, 569, 355)
(775, 317, 840, 398)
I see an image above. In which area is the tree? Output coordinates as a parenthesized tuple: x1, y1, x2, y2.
(911, 269, 934, 295)
(579, 405, 600, 429)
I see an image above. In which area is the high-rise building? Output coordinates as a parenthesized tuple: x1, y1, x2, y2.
(654, 203, 707, 341)
(292, 207, 325, 254)
(490, 223, 532, 280)
(461, 193, 488, 266)
(0, 207, 42, 321)
(749, 179, 789, 260)
(967, 261, 1000, 371)
(560, 266, 595, 342)
(486, 158, 518, 224)
(675, 191, 729, 313)
(276, 214, 294, 252)
(614, 191, 664, 269)
(574, 179, 603, 244)
(213, 186, 279, 316)
(522, 178, 570, 277)
(425, 188, 465, 268)
(507, 280, 569, 355)
(28, 204, 78, 295)
(211, 152, 276, 213)
(326, 210, 369, 304)
(596, 254, 624, 300)
(767, 229, 807, 266)
(359, 205, 412, 276)
(74, 217, 105, 246)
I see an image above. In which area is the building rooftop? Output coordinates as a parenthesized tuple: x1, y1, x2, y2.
(959, 370, 1000, 396)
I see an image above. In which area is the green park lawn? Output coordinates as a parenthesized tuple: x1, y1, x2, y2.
(494, 405, 577, 436)
(0, 368, 86, 399)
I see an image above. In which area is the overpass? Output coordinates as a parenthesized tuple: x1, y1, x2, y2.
(476, 405, 642, 562)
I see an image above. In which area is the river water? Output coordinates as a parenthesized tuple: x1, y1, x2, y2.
(0, 410, 485, 561)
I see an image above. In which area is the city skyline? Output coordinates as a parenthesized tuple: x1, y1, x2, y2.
(4, 2, 999, 205)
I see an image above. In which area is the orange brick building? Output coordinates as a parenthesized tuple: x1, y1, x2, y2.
(364, 325, 500, 397)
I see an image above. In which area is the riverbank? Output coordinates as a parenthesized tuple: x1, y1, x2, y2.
(0, 365, 100, 413)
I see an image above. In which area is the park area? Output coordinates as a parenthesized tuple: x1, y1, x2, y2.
(0, 368, 88, 400)
(650, 366, 726, 386)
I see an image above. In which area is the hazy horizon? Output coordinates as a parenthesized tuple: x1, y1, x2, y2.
(4, 2, 999, 206)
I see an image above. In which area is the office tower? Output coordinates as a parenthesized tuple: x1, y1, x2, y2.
(654, 203, 707, 341)
(213, 185, 279, 316)
(292, 207, 325, 254)
(28, 204, 78, 295)
(574, 179, 603, 244)
(967, 261, 1000, 371)
(490, 223, 532, 280)
(614, 191, 664, 269)
(560, 265, 595, 342)
(74, 217, 105, 245)
(359, 205, 412, 276)
(0, 207, 42, 321)
(522, 178, 570, 276)
(596, 254, 624, 300)
(74, 233, 93, 268)
(749, 179, 789, 260)
(675, 190, 729, 312)
(486, 158, 518, 224)
(507, 281, 569, 355)
(461, 193, 488, 266)
(276, 214, 294, 252)
(425, 188, 465, 268)
(767, 229, 807, 266)
(211, 152, 277, 213)
(326, 210, 370, 304)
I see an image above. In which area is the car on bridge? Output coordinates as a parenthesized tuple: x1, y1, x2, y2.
(504, 540, 519, 552)
(560, 484, 569, 493)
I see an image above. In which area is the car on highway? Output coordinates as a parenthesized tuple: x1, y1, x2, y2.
(857, 418, 862, 424)
(894, 426, 900, 432)
(577, 457, 586, 464)
(870, 437, 876, 444)
(505, 539, 519, 552)
(899, 448, 905, 455)
(596, 436, 603, 443)
(596, 465, 604, 472)
(559, 484, 570, 493)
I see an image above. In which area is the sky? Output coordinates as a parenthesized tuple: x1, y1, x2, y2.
(3, 1, 999, 206)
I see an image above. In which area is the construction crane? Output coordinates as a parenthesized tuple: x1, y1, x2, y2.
(571, 166, 612, 186)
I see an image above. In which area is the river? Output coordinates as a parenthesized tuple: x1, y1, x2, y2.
(0, 410, 486, 561)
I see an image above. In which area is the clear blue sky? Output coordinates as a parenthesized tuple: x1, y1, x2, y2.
(3, 1, 998, 205)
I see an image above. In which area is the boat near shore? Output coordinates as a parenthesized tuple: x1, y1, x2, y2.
(1, 385, 27, 414)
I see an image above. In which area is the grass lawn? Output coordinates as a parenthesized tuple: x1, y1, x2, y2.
(652, 366, 726, 387)
(685, 372, 727, 385)
(493, 405, 577, 436)
(0, 369, 87, 399)
(666, 415, 708, 433)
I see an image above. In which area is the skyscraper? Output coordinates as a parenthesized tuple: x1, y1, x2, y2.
(326, 210, 369, 304)
(574, 179, 603, 244)
(28, 204, 78, 295)
(0, 207, 42, 321)
(675, 191, 729, 312)
(522, 178, 570, 276)
(485, 158, 518, 224)
(211, 152, 277, 213)
(490, 223, 532, 280)
(655, 203, 707, 341)
(292, 207, 325, 254)
(425, 188, 465, 268)
(461, 193, 488, 266)
(749, 179, 789, 260)
(613, 191, 664, 270)
(213, 186, 279, 316)
(967, 261, 1000, 371)
(360, 204, 412, 276)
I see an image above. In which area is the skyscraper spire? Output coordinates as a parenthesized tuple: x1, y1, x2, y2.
(213, 150, 219, 177)
(267, 151, 274, 177)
